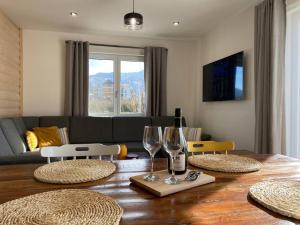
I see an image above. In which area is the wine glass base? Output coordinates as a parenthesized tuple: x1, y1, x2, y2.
(143, 174, 159, 182)
(164, 176, 181, 185)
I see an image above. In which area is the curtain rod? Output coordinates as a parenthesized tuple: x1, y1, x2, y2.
(90, 43, 144, 50)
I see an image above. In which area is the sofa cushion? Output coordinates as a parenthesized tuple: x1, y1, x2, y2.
(11, 117, 27, 138)
(22, 117, 39, 130)
(182, 117, 186, 126)
(122, 142, 144, 153)
(69, 117, 113, 143)
(0, 119, 26, 154)
(151, 116, 186, 129)
(39, 116, 70, 128)
(201, 133, 212, 141)
(123, 142, 166, 158)
(113, 117, 151, 142)
(0, 151, 47, 165)
(0, 127, 14, 157)
(151, 116, 173, 129)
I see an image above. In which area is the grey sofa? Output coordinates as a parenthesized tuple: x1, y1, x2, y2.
(0, 116, 211, 165)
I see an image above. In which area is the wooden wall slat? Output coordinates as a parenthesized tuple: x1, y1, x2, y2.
(0, 92, 20, 101)
(0, 85, 19, 93)
(0, 108, 21, 117)
(0, 9, 21, 117)
(0, 61, 20, 70)
(0, 100, 19, 108)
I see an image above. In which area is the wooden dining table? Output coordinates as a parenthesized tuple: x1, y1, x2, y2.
(0, 151, 300, 225)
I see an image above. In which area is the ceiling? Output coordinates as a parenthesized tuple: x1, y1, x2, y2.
(0, 0, 260, 39)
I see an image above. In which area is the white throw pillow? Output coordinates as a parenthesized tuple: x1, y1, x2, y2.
(183, 127, 202, 141)
(58, 127, 70, 145)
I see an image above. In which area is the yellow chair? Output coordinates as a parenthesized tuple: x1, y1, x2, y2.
(187, 141, 235, 155)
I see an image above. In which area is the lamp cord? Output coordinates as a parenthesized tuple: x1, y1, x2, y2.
(133, 0, 135, 12)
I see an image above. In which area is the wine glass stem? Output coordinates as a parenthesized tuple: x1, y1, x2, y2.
(172, 156, 175, 179)
(150, 155, 154, 176)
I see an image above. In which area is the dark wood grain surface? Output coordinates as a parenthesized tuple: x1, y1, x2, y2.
(0, 151, 300, 225)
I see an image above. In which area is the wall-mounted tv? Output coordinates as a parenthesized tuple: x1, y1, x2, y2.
(203, 51, 244, 102)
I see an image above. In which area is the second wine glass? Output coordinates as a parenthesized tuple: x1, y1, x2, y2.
(163, 126, 185, 185)
(143, 126, 162, 181)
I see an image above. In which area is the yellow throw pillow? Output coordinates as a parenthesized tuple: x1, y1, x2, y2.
(118, 144, 128, 160)
(25, 131, 39, 151)
(33, 126, 62, 147)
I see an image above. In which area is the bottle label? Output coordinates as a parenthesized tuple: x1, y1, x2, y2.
(173, 154, 185, 171)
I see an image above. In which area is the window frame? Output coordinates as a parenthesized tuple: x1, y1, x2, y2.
(89, 53, 145, 117)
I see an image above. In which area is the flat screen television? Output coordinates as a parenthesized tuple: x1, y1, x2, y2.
(203, 51, 244, 102)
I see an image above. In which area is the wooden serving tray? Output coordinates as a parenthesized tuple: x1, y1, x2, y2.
(130, 169, 215, 197)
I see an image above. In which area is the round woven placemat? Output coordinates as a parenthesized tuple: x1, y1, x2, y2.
(0, 189, 123, 225)
(188, 154, 262, 172)
(249, 180, 300, 219)
(34, 159, 116, 184)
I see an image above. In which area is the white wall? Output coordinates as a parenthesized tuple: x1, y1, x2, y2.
(196, 7, 255, 150)
(23, 5, 256, 150)
(23, 30, 198, 125)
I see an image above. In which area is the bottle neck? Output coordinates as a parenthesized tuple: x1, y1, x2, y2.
(175, 108, 182, 128)
(174, 116, 182, 128)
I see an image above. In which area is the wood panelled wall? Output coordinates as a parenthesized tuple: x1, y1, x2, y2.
(0, 9, 22, 117)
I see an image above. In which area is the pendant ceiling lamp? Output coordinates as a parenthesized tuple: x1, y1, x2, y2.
(124, 0, 143, 30)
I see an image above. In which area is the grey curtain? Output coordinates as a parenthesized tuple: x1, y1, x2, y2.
(254, 0, 286, 154)
(64, 41, 89, 116)
(144, 47, 168, 116)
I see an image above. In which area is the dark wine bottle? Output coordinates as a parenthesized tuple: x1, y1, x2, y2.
(168, 108, 188, 175)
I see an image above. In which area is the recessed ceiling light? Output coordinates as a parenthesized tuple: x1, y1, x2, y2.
(70, 12, 78, 17)
(173, 21, 180, 26)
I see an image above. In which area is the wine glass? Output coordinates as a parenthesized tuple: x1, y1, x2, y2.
(163, 127, 185, 185)
(143, 126, 162, 181)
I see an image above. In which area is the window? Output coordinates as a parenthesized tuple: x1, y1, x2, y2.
(285, 2, 300, 158)
(89, 53, 145, 116)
